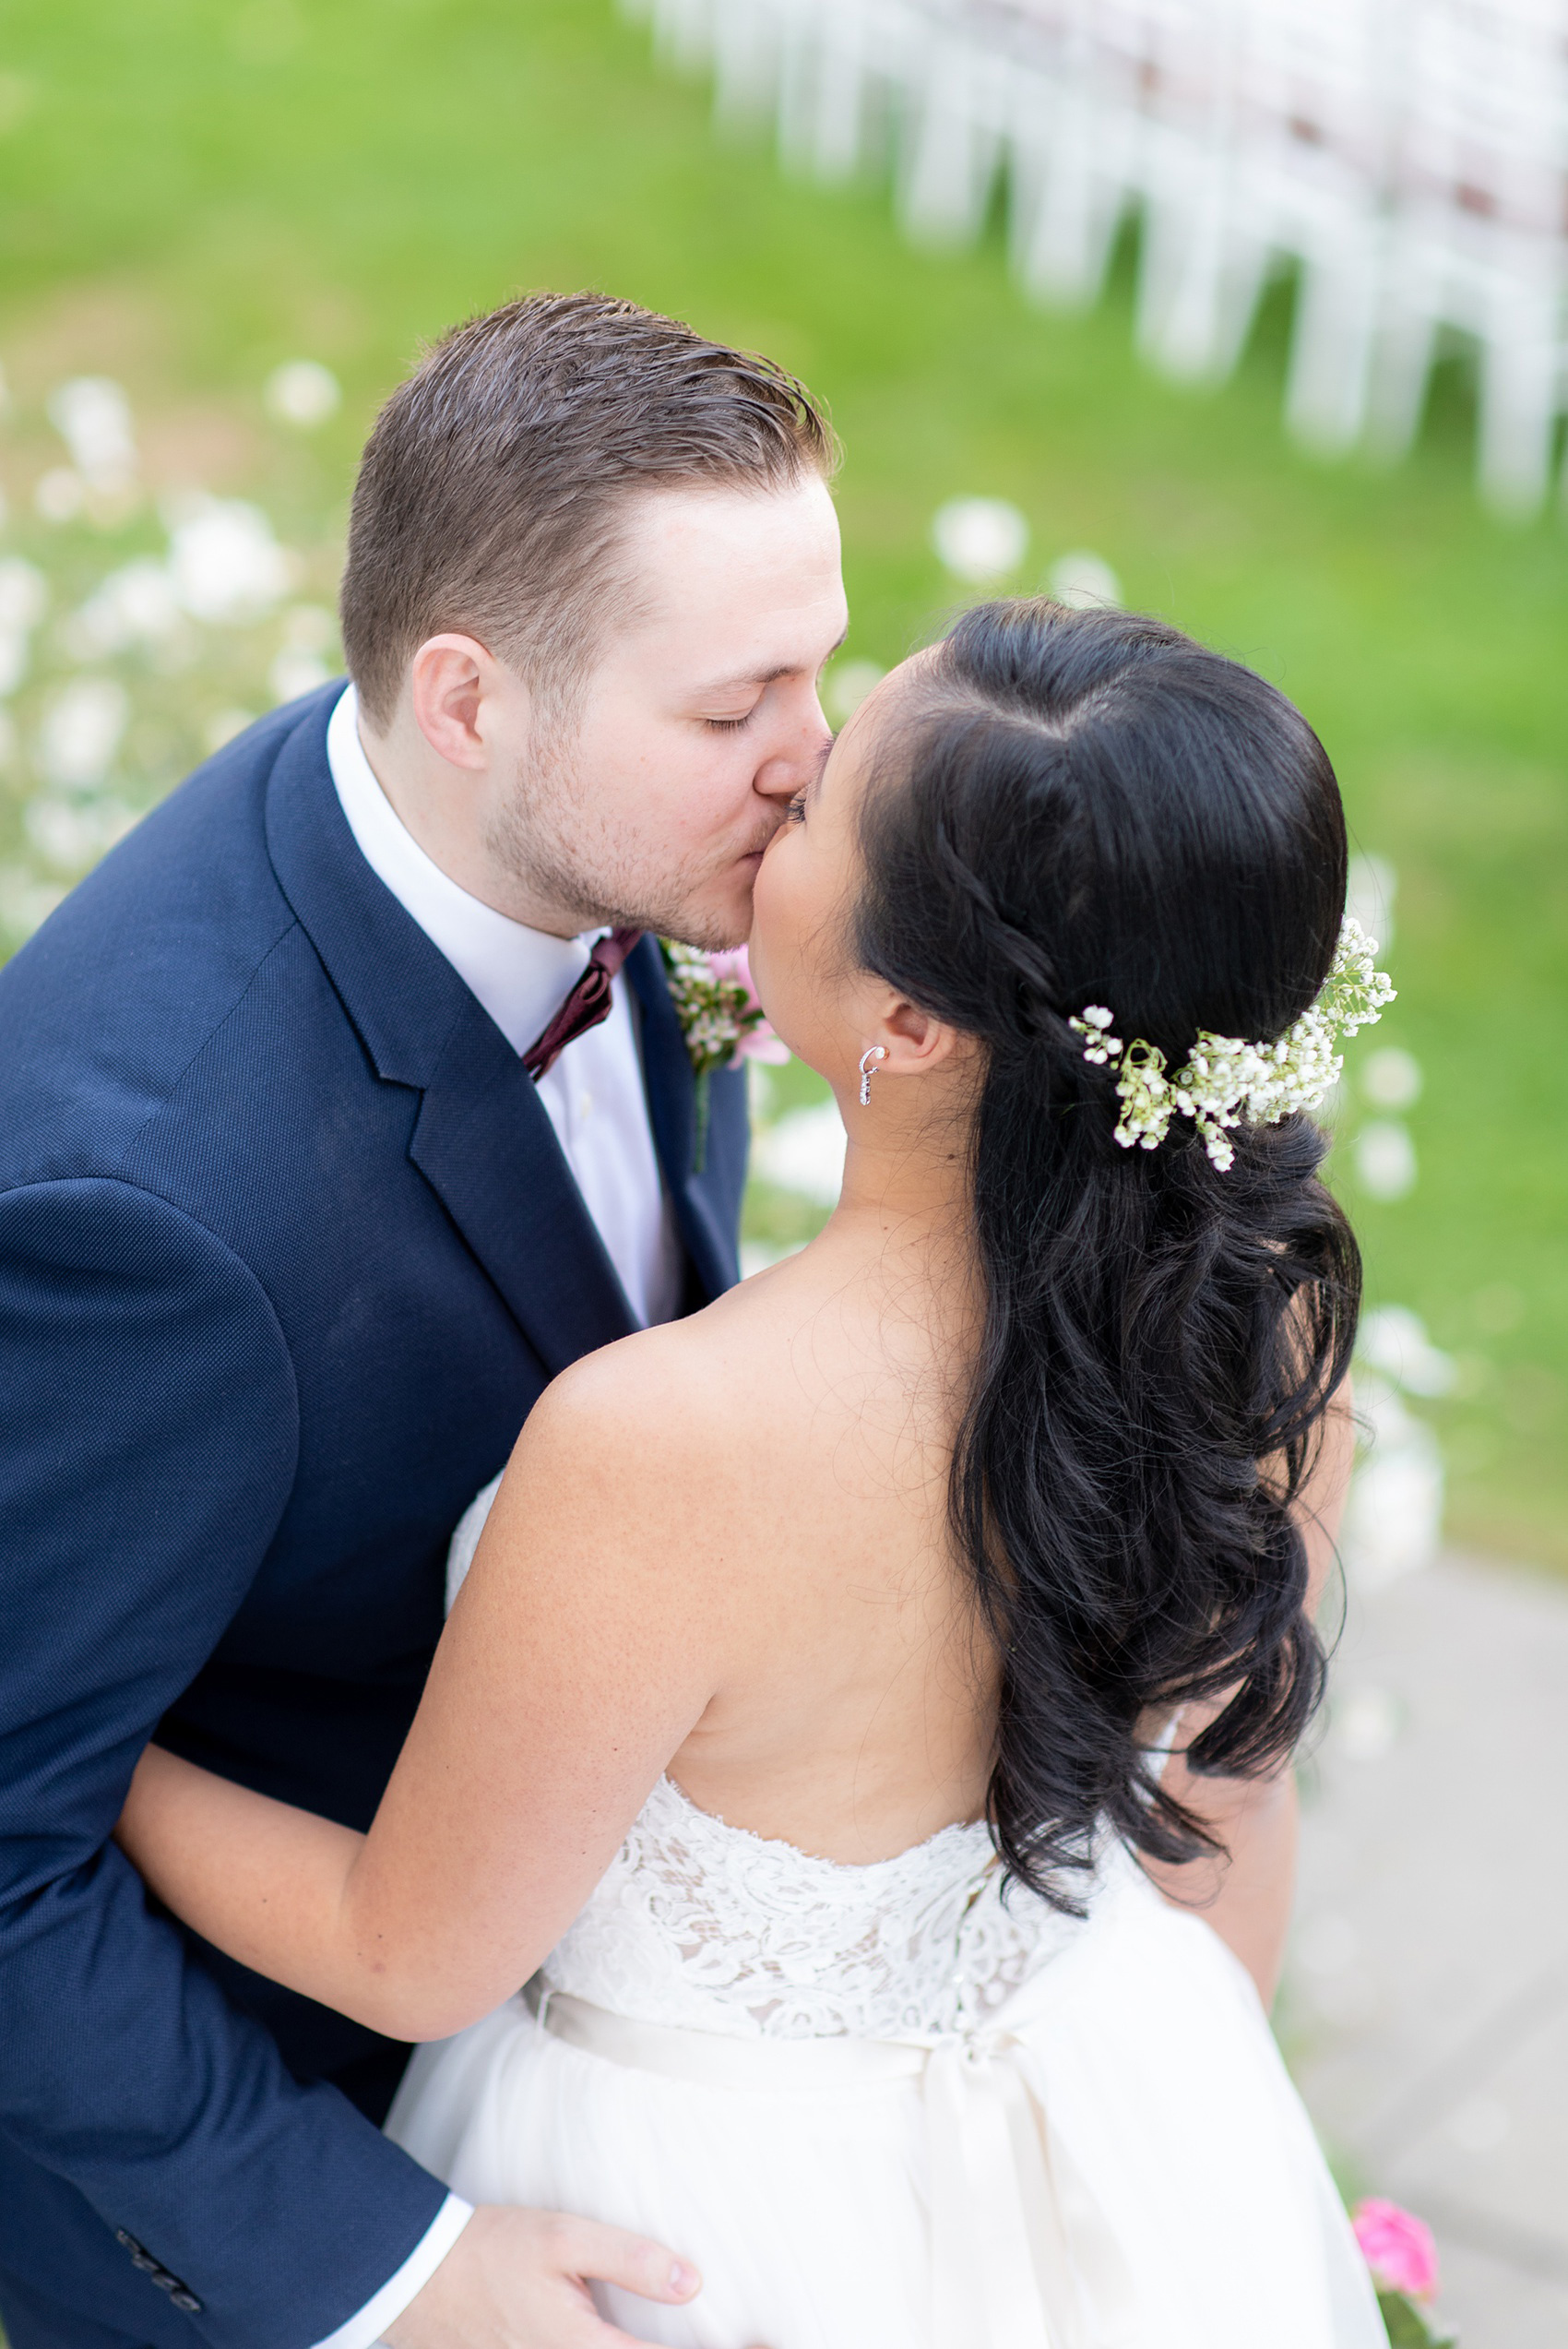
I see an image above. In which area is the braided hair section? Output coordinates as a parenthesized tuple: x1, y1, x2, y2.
(853, 600, 1359, 1903)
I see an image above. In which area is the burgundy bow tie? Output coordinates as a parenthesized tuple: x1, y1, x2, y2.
(521, 927, 644, 1082)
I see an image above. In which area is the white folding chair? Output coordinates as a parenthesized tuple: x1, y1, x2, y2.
(1371, 0, 1568, 515)
(896, 6, 1009, 247)
(1229, 0, 1394, 456)
(1004, 0, 1146, 310)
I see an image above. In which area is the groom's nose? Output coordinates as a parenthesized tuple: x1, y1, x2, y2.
(754, 693, 832, 807)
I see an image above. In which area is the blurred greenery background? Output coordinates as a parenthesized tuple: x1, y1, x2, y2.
(0, 0, 1562, 1563)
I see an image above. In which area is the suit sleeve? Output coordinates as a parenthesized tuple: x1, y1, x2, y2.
(0, 1180, 447, 2349)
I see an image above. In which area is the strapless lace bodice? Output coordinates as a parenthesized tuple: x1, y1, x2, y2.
(409, 1496, 1389, 2349)
(541, 1775, 1092, 2042)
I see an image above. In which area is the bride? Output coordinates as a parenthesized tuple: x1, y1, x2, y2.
(116, 598, 1391, 2349)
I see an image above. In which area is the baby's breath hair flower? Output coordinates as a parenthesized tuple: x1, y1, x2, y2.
(1069, 916, 1396, 1171)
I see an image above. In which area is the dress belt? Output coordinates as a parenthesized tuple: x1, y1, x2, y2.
(522, 1976, 1138, 2349)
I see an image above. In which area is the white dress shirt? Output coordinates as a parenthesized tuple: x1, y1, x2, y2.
(310, 686, 683, 2349)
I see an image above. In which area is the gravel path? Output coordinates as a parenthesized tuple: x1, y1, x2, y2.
(1289, 1555, 1568, 2345)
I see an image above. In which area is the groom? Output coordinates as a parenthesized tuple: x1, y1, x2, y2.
(0, 294, 846, 2349)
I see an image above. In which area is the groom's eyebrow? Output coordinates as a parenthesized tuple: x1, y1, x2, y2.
(699, 630, 849, 696)
(703, 662, 798, 692)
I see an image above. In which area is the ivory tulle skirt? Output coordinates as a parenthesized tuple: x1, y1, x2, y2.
(386, 1855, 1385, 2349)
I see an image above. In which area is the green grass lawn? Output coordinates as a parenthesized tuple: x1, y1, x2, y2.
(0, 0, 1563, 1560)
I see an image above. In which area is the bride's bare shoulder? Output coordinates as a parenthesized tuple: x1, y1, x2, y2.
(514, 1267, 797, 1507)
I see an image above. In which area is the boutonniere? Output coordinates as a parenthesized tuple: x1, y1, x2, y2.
(659, 939, 787, 1171)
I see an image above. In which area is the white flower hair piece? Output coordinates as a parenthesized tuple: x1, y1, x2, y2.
(1068, 916, 1396, 1171)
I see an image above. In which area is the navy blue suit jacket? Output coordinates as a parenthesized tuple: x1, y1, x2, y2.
(0, 686, 748, 2348)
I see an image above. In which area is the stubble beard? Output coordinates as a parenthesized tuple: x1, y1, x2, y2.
(484, 735, 778, 950)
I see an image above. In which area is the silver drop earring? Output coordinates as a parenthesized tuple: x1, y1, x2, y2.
(858, 1045, 886, 1107)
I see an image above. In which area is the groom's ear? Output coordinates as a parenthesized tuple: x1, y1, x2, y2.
(408, 633, 526, 771)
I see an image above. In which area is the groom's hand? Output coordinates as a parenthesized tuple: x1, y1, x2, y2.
(383, 2204, 704, 2347)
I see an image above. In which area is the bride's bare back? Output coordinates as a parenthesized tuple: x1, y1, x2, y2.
(547, 1205, 996, 1866)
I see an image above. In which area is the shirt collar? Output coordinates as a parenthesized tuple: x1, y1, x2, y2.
(326, 683, 598, 1059)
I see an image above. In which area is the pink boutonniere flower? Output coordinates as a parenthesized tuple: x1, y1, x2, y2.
(694, 947, 790, 1068)
(1352, 2200, 1453, 2344)
(659, 937, 787, 1169)
(1352, 2200, 1439, 2302)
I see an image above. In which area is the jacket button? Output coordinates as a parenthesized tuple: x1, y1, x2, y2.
(113, 2229, 202, 2312)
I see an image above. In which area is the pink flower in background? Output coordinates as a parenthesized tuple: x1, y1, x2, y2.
(1352, 2200, 1439, 2302)
(705, 946, 790, 1066)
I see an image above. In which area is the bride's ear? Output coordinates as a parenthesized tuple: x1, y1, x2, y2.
(862, 992, 971, 1082)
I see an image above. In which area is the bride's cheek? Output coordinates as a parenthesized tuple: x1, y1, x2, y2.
(749, 851, 790, 955)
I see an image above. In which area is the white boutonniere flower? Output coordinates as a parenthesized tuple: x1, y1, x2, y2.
(659, 939, 788, 1170)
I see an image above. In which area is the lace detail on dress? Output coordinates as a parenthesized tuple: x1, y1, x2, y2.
(542, 1776, 1094, 2041)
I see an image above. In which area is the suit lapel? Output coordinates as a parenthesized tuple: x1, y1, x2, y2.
(264, 689, 636, 1373)
(624, 936, 742, 1306)
(407, 1013, 636, 1375)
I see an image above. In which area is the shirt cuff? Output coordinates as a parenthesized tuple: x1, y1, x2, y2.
(308, 2193, 476, 2349)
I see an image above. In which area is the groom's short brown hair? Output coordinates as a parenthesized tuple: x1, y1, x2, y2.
(339, 291, 836, 728)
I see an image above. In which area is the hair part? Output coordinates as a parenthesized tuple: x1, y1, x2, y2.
(854, 599, 1359, 1904)
(340, 291, 837, 730)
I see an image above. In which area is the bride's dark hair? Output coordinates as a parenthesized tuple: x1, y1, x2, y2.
(853, 599, 1359, 1903)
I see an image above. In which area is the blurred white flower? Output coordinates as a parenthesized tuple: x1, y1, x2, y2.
(47, 378, 137, 493)
(270, 602, 339, 702)
(1360, 1045, 1421, 1111)
(1359, 1304, 1456, 1397)
(751, 1101, 847, 1206)
(36, 678, 129, 791)
(0, 556, 47, 633)
(0, 555, 48, 695)
(165, 496, 293, 624)
(34, 468, 85, 524)
(280, 602, 337, 651)
(1346, 852, 1396, 953)
(1341, 1379, 1444, 1587)
(265, 360, 341, 428)
(0, 862, 67, 940)
(205, 708, 257, 755)
(65, 559, 184, 660)
(823, 659, 885, 726)
(932, 497, 1029, 585)
(269, 650, 332, 703)
(1049, 550, 1122, 610)
(1354, 1117, 1416, 1200)
(24, 793, 137, 874)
